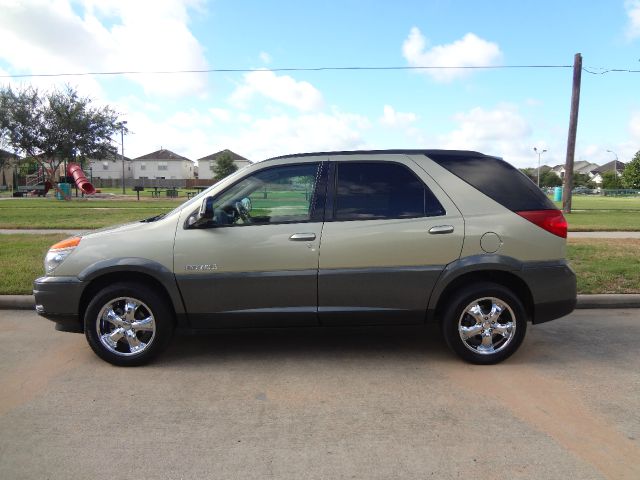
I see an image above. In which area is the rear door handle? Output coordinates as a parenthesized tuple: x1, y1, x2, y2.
(289, 233, 316, 241)
(429, 225, 454, 235)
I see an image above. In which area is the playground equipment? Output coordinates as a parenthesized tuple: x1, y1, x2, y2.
(67, 162, 96, 195)
(15, 162, 95, 199)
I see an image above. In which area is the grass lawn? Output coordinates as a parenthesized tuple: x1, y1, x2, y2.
(552, 194, 640, 231)
(1, 234, 637, 295)
(0, 234, 67, 294)
(0, 198, 185, 229)
(564, 211, 640, 231)
(567, 238, 640, 294)
(553, 195, 640, 210)
(0, 193, 638, 231)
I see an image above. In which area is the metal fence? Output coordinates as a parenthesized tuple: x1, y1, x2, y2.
(91, 178, 215, 189)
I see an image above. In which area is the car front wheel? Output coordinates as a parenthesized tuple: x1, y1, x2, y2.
(84, 283, 174, 366)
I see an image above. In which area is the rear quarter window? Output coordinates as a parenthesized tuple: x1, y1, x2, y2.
(426, 154, 556, 211)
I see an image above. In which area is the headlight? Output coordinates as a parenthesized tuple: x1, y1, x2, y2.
(44, 237, 81, 274)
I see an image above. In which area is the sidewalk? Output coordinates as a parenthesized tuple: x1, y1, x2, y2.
(1, 294, 639, 310)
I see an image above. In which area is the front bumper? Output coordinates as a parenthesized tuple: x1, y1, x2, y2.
(33, 276, 85, 332)
(520, 260, 577, 324)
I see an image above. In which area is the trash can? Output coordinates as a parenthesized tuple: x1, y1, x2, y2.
(553, 186, 562, 202)
(56, 182, 71, 200)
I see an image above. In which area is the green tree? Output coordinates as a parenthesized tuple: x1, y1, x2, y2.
(573, 173, 596, 188)
(519, 168, 536, 183)
(0, 85, 124, 180)
(213, 152, 238, 180)
(621, 150, 640, 189)
(601, 171, 620, 189)
(540, 170, 562, 187)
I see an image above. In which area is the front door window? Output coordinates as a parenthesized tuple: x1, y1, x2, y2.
(211, 163, 321, 226)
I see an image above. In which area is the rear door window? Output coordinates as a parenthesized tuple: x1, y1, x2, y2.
(333, 162, 444, 220)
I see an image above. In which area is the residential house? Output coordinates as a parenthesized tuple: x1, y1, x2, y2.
(196, 149, 251, 180)
(87, 153, 133, 181)
(0, 149, 19, 188)
(132, 149, 195, 180)
(551, 160, 600, 179)
(589, 160, 626, 186)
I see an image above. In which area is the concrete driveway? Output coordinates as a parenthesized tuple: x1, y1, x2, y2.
(0, 309, 638, 480)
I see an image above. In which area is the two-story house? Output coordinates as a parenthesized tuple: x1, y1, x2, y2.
(132, 149, 195, 180)
(87, 153, 133, 181)
(196, 149, 251, 180)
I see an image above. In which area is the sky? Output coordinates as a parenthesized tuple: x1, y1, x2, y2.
(0, 0, 639, 169)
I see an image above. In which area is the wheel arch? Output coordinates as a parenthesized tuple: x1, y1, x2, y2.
(77, 259, 187, 328)
(428, 256, 534, 324)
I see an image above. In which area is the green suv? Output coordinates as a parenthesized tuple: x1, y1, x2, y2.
(34, 150, 576, 366)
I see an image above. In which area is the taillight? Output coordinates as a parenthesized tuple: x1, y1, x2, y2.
(516, 209, 568, 238)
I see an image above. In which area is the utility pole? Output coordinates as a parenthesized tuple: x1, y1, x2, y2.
(562, 53, 582, 213)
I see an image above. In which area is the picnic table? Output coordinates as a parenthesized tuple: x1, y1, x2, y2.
(186, 185, 210, 199)
(149, 187, 180, 198)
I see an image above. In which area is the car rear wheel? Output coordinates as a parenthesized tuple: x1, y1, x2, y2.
(442, 282, 527, 364)
(84, 283, 174, 366)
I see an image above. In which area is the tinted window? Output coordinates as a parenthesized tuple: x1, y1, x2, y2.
(212, 163, 320, 225)
(334, 162, 444, 220)
(426, 153, 556, 211)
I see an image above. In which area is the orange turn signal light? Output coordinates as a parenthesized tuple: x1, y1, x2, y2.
(50, 237, 81, 251)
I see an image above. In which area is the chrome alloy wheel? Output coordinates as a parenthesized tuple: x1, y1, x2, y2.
(457, 297, 516, 355)
(96, 297, 156, 356)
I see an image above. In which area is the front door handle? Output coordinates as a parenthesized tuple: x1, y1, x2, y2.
(429, 225, 454, 235)
(289, 233, 316, 241)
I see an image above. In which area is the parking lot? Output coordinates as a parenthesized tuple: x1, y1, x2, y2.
(0, 309, 638, 480)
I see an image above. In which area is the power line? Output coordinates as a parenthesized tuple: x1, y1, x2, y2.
(0, 64, 637, 79)
(582, 67, 640, 74)
(0, 64, 571, 78)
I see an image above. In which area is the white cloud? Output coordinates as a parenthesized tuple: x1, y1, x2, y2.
(438, 104, 535, 167)
(209, 108, 231, 122)
(379, 105, 418, 128)
(230, 70, 324, 112)
(0, 0, 208, 97)
(402, 27, 502, 82)
(630, 110, 640, 140)
(114, 89, 370, 162)
(625, 0, 640, 40)
(217, 109, 370, 160)
(259, 52, 272, 64)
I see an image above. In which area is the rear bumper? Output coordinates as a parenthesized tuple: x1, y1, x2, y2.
(33, 276, 84, 332)
(520, 260, 577, 324)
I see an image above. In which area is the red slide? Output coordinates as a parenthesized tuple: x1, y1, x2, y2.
(67, 163, 96, 195)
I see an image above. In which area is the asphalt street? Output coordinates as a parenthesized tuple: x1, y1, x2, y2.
(0, 309, 638, 480)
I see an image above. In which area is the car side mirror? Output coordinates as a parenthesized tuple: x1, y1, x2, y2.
(188, 196, 215, 227)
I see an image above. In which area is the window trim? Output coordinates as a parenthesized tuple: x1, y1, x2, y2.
(326, 160, 445, 222)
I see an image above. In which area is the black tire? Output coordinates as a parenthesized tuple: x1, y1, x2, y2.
(84, 282, 174, 366)
(441, 282, 527, 365)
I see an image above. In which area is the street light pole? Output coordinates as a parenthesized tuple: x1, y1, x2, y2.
(120, 121, 127, 194)
(606, 149, 618, 187)
(533, 147, 547, 187)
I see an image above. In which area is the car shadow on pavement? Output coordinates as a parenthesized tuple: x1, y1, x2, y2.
(158, 325, 453, 367)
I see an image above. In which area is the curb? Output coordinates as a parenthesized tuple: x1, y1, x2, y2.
(0, 295, 35, 310)
(576, 294, 640, 309)
(1, 294, 639, 311)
